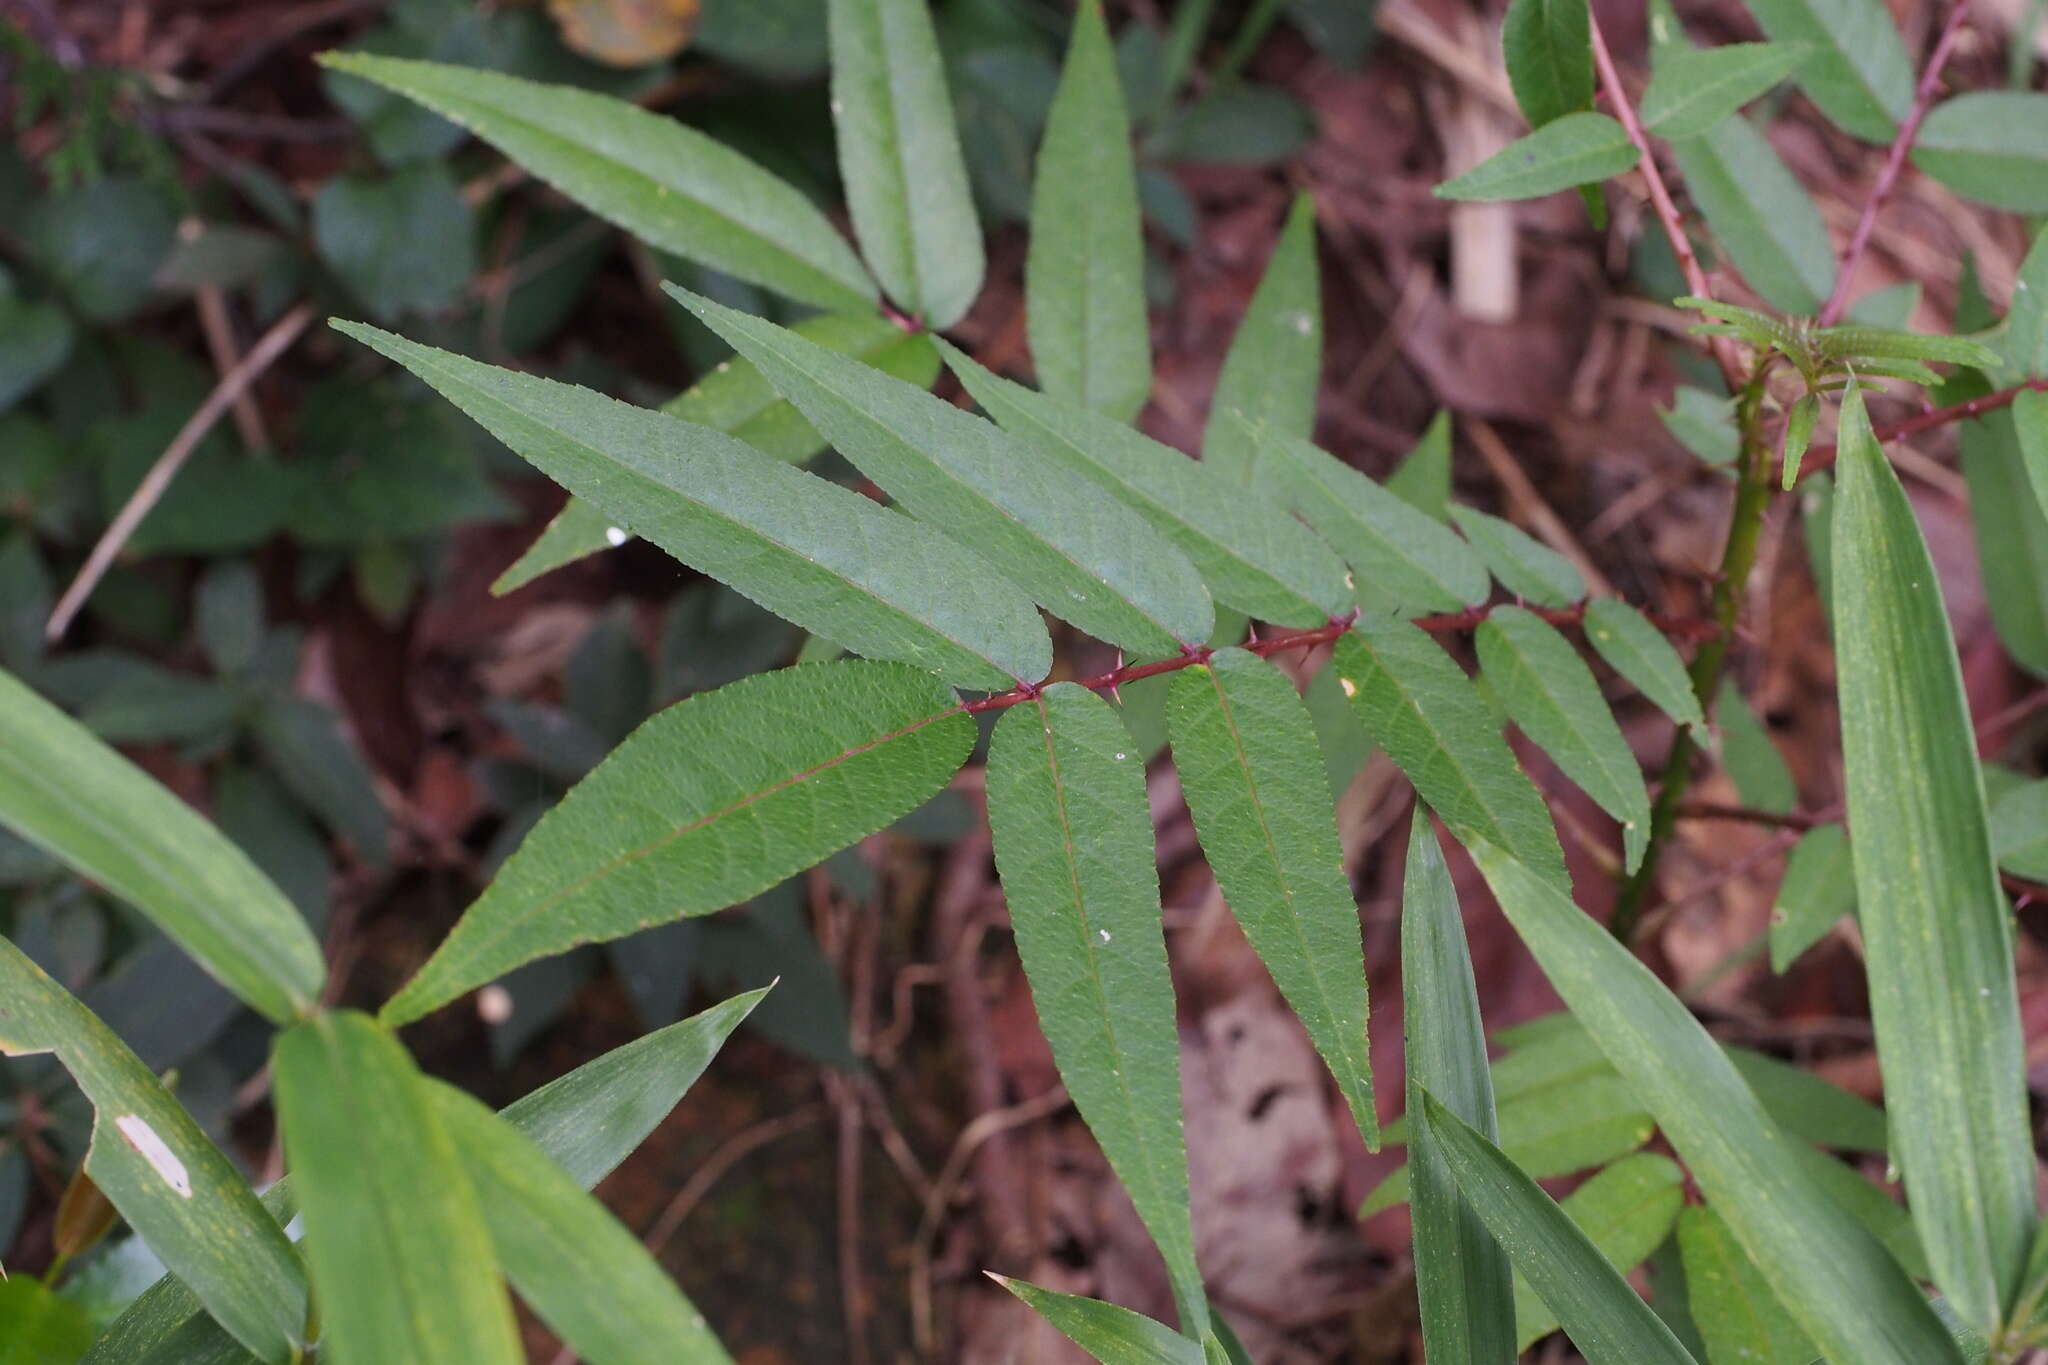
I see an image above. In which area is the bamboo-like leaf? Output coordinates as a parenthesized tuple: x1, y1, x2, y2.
(943, 346, 1351, 626)
(2015, 389, 2048, 522)
(1912, 94, 2048, 215)
(1400, 815, 1517, 1365)
(1476, 606, 1651, 871)
(316, 55, 873, 311)
(427, 1082, 732, 1364)
(1167, 650, 1375, 1145)
(827, 0, 983, 327)
(0, 937, 307, 1363)
(336, 322, 1048, 691)
(1028, 0, 1150, 422)
(1469, 844, 1964, 1364)
(1641, 43, 1808, 140)
(993, 1277, 1205, 1364)
(1582, 598, 1705, 729)
(273, 1012, 520, 1365)
(1436, 113, 1638, 202)
(1268, 433, 1491, 613)
(1677, 1205, 1820, 1364)
(494, 317, 941, 595)
(1670, 115, 1836, 314)
(1331, 620, 1569, 891)
(1418, 1091, 1701, 1365)
(1832, 385, 2035, 1331)
(1769, 823, 1855, 972)
(1513, 1153, 1687, 1350)
(1450, 507, 1585, 606)
(1386, 411, 1453, 520)
(1201, 193, 1321, 489)
(0, 667, 324, 1023)
(672, 288, 1214, 657)
(1741, 0, 1912, 141)
(986, 684, 1205, 1330)
(1503, 0, 1593, 128)
(381, 662, 969, 1026)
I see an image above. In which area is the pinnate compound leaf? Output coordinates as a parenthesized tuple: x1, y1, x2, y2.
(1400, 816, 1517, 1365)
(1267, 432, 1491, 613)
(1476, 606, 1652, 870)
(1912, 94, 2048, 215)
(1469, 844, 1964, 1364)
(994, 1277, 1205, 1364)
(1331, 621, 1570, 891)
(1028, 0, 1151, 423)
(986, 684, 1205, 1330)
(316, 55, 874, 312)
(1583, 598, 1704, 729)
(1640, 43, 1809, 140)
(1670, 116, 1835, 314)
(828, 0, 984, 327)
(0, 937, 307, 1362)
(0, 667, 324, 1023)
(673, 288, 1212, 656)
(274, 1012, 521, 1365)
(1417, 1091, 1700, 1365)
(336, 322, 1048, 690)
(382, 662, 969, 1026)
(1676, 1204, 1820, 1364)
(1741, 0, 1912, 141)
(1512, 1153, 1687, 1350)
(1832, 385, 2035, 1331)
(1201, 194, 1321, 489)
(1503, 0, 1593, 128)
(1168, 650, 1375, 1145)
(1436, 113, 1637, 203)
(943, 346, 1351, 626)
(1450, 506, 1585, 605)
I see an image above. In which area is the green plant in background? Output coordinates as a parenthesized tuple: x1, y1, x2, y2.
(3, 0, 2048, 1361)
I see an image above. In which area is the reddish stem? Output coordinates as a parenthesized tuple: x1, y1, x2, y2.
(1793, 379, 2048, 480)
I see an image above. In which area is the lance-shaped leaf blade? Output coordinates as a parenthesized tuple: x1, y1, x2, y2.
(1769, 823, 1856, 972)
(1582, 598, 1704, 729)
(1911, 93, 2048, 214)
(1503, 0, 1594, 128)
(1400, 815, 1517, 1365)
(1832, 386, 2035, 1331)
(316, 55, 874, 312)
(1511, 1153, 1686, 1350)
(1167, 650, 1375, 1145)
(993, 1277, 1205, 1364)
(673, 288, 1212, 656)
(0, 667, 324, 1023)
(1640, 42, 1808, 140)
(1450, 507, 1585, 606)
(1670, 115, 1836, 314)
(1028, 0, 1150, 422)
(1436, 113, 1638, 203)
(1677, 1204, 1820, 1364)
(382, 662, 972, 1026)
(336, 322, 1048, 690)
(828, 0, 983, 327)
(1202, 193, 1321, 489)
(1740, 0, 1912, 141)
(273, 1012, 520, 1365)
(986, 684, 1205, 1330)
(2014, 388, 2048, 523)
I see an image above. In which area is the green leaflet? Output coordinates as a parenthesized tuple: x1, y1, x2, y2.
(0, 1279, 94, 1365)
(427, 1083, 733, 1365)
(1503, 0, 1593, 128)
(1640, 43, 1809, 140)
(1912, 94, 2048, 215)
(2006, 231, 2048, 381)
(986, 684, 1205, 1331)
(1670, 115, 1835, 314)
(2015, 389, 2048, 524)
(336, 322, 1048, 691)
(1769, 823, 1856, 972)
(1741, 0, 1912, 141)
(1660, 387, 1740, 467)
(1386, 411, 1453, 521)
(273, 1013, 521, 1365)
(315, 55, 873, 312)
(1167, 650, 1376, 1145)
(494, 316, 941, 596)
(1782, 392, 1819, 488)
(382, 662, 970, 1026)
(1470, 845, 1964, 1364)
(1400, 815, 1517, 1365)
(827, 0, 984, 327)
(0, 666, 324, 1023)
(252, 696, 389, 867)
(1331, 620, 1570, 891)
(1436, 113, 1638, 202)
(1417, 1092, 1701, 1365)
(1449, 506, 1585, 606)
(994, 1278, 1205, 1364)
(672, 288, 1214, 657)
(942, 346, 1350, 625)
(1832, 386, 2036, 1331)
(1201, 193, 1321, 489)
(1028, 0, 1151, 422)
(85, 990, 763, 1364)
(1476, 606, 1651, 871)
(1583, 598, 1705, 729)
(1267, 432, 1491, 613)
(1677, 1205, 1820, 1364)
(1960, 398, 2048, 679)
(1715, 680, 1798, 815)
(1513, 1153, 1687, 1350)
(0, 937, 307, 1363)
(1995, 781, 2048, 881)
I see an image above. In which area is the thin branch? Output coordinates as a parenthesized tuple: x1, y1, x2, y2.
(1794, 379, 2048, 480)
(1817, 0, 1972, 326)
(46, 302, 316, 642)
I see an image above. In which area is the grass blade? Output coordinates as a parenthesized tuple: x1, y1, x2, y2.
(1511, 1153, 1686, 1350)
(993, 1277, 1204, 1364)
